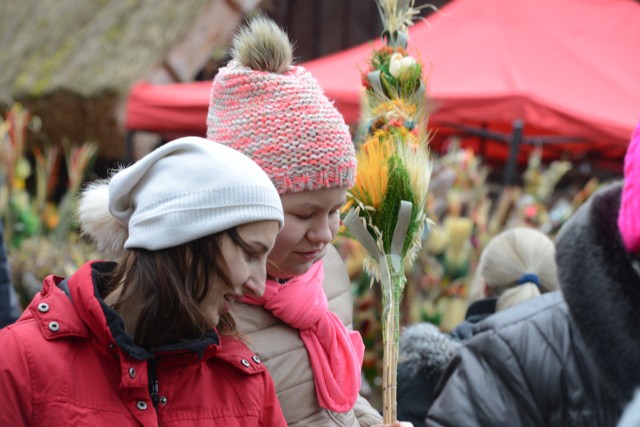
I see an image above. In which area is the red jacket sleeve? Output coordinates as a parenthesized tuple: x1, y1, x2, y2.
(0, 327, 32, 427)
(259, 371, 287, 427)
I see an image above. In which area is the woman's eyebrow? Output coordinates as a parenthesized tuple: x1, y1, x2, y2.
(249, 241, 269, 253)
(294, 200, 346, 211)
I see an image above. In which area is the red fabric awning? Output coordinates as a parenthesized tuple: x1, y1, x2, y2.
(302, 0, 640, 160)
(125, 0, 640, 162)
(126, 81, 210, 137)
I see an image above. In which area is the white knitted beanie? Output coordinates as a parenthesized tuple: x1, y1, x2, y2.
(78, 136, 283, 257)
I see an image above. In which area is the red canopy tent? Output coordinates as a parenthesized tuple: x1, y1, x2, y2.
(125, 0, 640, 167)
(126, 80, 211, 138)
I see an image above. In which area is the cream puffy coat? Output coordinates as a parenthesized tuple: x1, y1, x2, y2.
(231, 244, 383, 426)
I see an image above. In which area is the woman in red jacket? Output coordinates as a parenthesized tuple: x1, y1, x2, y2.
(0, 137, 287, 426)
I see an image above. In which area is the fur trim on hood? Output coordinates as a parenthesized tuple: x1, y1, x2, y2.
(556, 181, 640, 402)
(399, 322, 461, 376)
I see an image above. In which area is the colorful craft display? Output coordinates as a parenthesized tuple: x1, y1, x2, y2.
(0, 104, 99, 305)
(341, 0, 434, 421)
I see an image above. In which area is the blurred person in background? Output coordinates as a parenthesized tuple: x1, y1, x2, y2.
(426, 121, 640, 426)
(450, 226, 559, 339)
(397, 227, 558, 426)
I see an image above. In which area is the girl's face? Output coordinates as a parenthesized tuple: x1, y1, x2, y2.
(202, 220, 280, 325)
(267, 187, 347, 279)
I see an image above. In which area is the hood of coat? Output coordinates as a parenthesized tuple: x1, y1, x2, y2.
(399, 322, 461, 377)
(556, 182, 640, 402)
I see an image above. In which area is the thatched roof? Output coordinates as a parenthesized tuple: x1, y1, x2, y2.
(0, 0, 261, 162)
(0, 0, 215, 100)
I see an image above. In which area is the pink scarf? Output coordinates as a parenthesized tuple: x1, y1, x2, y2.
(242, 260, 364, 412)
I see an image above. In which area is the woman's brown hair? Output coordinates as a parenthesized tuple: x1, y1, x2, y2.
(102, 228, 255, 349)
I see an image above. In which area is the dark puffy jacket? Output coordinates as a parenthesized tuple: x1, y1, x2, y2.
(427, 292, 621, 426)
(448, 297, 496, 341)
(427, 182, 640, 426)
(396, 298, 495, 426)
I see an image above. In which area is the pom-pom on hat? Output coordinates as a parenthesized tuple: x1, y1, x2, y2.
(619, 121, 640, 254)
(206, 16, 356, 195)
(77, 136, 283, 259)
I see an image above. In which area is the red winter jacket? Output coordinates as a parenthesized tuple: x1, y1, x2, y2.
(0, 261, 286, 427)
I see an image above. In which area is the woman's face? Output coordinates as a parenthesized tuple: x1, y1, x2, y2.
(201, 220, 280, 325)
(267, 187, 347, 279)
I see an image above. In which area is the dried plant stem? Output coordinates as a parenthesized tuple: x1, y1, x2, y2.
(380, 255, 405, 423)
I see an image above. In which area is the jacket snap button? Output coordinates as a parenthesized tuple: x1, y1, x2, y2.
(136, 401, 147, 410)
(241, 359, 251, 367)
(38, 303, 49, 312)
(252, 355, 261, 364)
(128, 367, 135, 378)
(48, 321, 60, 332)
(160, 396, 168, 405)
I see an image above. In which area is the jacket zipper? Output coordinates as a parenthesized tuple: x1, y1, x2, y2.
(147, 356, 161, 420)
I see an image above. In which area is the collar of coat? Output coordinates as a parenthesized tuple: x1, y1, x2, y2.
(556, 181, 640, 402)
(41, 261, 222, 362)
(31, 262, 269, 379)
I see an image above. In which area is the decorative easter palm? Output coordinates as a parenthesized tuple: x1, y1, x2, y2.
(342, 0, 434, 422)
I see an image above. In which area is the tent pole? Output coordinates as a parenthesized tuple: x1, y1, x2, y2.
(503, 119, 523, 186)
(480, 122, 488, 157)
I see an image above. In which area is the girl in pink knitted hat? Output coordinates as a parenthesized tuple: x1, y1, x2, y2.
(207, 16, 410, 427)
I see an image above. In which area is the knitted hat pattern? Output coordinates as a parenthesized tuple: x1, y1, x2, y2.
(206, 16, 356, 195)
(619, 120, 640, 253)
(78, 136, 283, 257)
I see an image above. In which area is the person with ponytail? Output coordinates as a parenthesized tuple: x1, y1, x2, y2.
(206, 15, 408, 427)
(475, 227, 558, 312)
(397, 227, 557, 425)
(0, 137, 287, 426)
(450, 226, 559, 337)
(427, 122, 640, 426)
